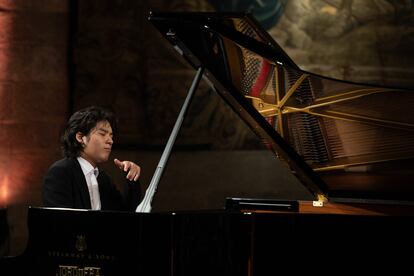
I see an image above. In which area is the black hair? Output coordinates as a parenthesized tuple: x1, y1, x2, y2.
(61, 106, 117, 158)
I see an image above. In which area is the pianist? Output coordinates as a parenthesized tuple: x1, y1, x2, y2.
(42, 106, 141, 211)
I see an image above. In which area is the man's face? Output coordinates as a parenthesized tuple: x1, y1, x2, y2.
(80, 120, 113, 166)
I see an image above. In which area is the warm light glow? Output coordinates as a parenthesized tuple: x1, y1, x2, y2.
(0, 5, 14, 206)
(0, 175, 9, 207)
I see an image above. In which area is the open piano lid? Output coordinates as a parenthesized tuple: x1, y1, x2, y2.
(149, 12, 414, 205)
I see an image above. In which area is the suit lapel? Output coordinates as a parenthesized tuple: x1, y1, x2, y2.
(71, 158, 92, 209)
(97, 172, 108, 209)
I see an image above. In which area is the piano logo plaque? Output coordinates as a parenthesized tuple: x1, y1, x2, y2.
(56, 265, 101, 276)
(75, 235, 87, 252)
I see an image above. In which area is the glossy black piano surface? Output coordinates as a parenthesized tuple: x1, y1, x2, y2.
(3, 207, 414, 276)
(148, 11, 414, 205)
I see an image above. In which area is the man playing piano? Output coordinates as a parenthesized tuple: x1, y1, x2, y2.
(42, 106, 141, 211)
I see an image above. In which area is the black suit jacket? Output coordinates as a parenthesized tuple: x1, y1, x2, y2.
(42, 158, 141, 211)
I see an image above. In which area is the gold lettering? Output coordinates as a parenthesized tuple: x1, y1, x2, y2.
(56, 265, 101, 276)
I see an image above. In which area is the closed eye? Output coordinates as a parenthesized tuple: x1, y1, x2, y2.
(97, 128, 113, 137)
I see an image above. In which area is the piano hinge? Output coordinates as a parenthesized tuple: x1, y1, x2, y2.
(313, 194, 328, 207)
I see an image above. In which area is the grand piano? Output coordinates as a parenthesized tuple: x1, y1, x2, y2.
(3, 12, 414, 275)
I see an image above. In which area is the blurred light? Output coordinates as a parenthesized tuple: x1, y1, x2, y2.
(0, 5, 14, 206)
(0, 175, 9, 207)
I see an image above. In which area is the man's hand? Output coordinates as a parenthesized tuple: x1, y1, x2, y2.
(114, 158, 141, 181)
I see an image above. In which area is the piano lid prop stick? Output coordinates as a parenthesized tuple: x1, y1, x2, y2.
(136, 67, 205, 213)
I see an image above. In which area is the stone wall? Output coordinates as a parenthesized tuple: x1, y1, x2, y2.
(0, 0, 69, 255)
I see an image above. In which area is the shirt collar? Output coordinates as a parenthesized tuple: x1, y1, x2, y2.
(77, 157, 99, 177)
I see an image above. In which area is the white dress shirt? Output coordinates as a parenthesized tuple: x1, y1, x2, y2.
(77, 157, 101, 210)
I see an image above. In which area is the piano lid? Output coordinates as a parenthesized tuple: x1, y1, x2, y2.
(148, 12, 414, 204)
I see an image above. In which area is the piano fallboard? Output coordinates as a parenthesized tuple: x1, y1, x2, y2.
(2, 207, 414, 276)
